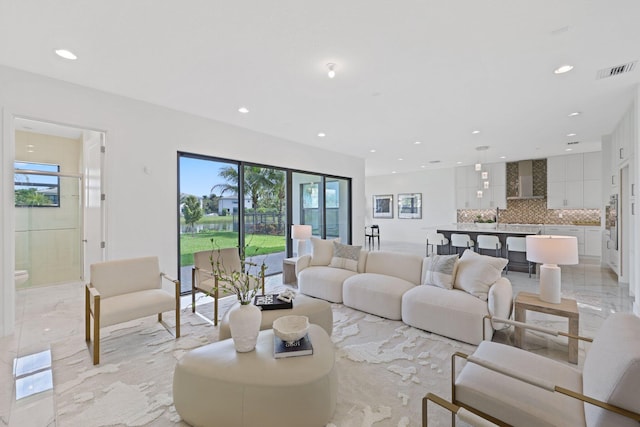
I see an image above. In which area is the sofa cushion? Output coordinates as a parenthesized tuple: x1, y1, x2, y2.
(455, 341, 585, 427)
(364, 251, 423, 285)
(309, 237, 336, 266)
(401, 285, 492, 344)
(343, 273, 415, 320)
(421, 254, 459, 289)
(454, 249, 508, 301)
(582, 313, 640, 427)
(328, 242, 361, 272)
(298, 266, 357, 303)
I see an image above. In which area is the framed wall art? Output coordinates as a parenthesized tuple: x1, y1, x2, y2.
(372, 194, 393, 218)
(398, 193, 422, 219)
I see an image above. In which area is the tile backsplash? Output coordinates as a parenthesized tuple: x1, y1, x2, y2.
(457, 198, 601, 225)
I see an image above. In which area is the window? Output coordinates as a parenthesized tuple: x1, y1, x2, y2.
(14, 162, 60, 207)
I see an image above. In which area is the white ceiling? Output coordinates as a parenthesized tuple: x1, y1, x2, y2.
(1, 1, 639, 176)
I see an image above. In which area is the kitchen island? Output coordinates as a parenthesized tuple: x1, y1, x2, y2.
(434, 223, 543, 272)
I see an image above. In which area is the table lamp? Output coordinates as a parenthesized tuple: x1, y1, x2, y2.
(291, 224, 312, 256)
(526, 235, 579, 304)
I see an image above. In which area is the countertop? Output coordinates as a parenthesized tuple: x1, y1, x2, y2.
(435, 223, 543, 234)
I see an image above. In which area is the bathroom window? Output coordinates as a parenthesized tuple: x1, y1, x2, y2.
(14, 161, 60, 207)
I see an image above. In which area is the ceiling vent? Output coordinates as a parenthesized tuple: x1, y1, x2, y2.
(596, 61, 637, 79)
(567, 141, 580, 145)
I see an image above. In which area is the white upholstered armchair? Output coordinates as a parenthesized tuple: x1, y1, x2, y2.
(85, 256, 181, 365)
(423, 313, 640, 426)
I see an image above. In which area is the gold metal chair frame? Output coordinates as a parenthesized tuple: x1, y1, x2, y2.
(85, 272, 181, 365)
(422, 316, 640, 426)
(191, 257, 265, 326)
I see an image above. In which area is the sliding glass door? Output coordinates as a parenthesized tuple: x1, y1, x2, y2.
(178, 152, 351, 293)
(178, 155, 240, 293)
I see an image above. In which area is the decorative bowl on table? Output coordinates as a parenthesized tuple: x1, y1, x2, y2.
(273, 315, 309, 343)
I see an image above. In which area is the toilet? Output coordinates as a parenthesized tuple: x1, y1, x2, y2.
(15, 270, 29, 287)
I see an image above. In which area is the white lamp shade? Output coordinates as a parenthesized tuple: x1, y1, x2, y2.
(526, 235, 579, 265)
(291, 224, 312, 240)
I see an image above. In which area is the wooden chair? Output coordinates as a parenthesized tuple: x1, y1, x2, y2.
(85, 256, 180, 365)
(191, 248, 265, 326)
(365, 225, 380, 250)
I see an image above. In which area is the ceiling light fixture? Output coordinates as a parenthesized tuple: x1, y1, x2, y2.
(554, 64, 574, 74)
(565, 148, 573, 151)
(317, 132, 326, 137)
(327, 63, 336, 79)
(568, 112, 581, 117)
(238, 107, 249, 114)
(414, 141, 422, 145)
(398, 158, 404, 161)
(566, 133, 577, 137)
(500, 156, 507, 159)
(54, 49, 77, 60)
(471, 130, 480, 134)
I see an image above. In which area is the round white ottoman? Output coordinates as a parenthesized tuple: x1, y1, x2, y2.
(218, 294, 333, 340)
(173, 324, 337, 427)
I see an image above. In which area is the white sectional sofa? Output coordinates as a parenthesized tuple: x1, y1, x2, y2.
(297, 238, 513, 345)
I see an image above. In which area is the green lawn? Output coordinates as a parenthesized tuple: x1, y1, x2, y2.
(180, 231, 286, 266)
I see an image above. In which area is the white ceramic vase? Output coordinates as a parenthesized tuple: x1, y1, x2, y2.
(228, 303, 262, 352)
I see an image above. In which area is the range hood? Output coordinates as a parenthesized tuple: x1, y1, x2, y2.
(507, 160, 545, 199)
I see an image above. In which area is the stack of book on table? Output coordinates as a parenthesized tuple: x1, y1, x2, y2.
(255, 294, 293, 310)
(273, 334, 313, 358)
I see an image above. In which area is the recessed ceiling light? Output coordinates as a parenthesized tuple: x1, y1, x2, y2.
(568, 111, 581, 117)
(554, 64, 574, 74)
(54, 49, 77, 60)
(500, 156, 507, 159)
(456, 161, 462, 164)
(398, 158, 403, 161)
(317, 132, 326, 137)
(420, 165, 426, 168)
(238, 107, 249, 114)
(471, 130, 480, 134)
(565, 148, 573, 151)
(414, 141, 422, 145)
(391, 171, 397, 174)
(566, 133, 577, 137)
(327, 63, 336, 79)
(370, 149, 376, 153)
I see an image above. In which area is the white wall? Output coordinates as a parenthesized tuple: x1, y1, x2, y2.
(365, 168, 457, 245)
(0, 65, 365, 336)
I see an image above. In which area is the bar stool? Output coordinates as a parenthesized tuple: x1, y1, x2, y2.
(365, 225, 380, 250)
(426, 232, 450, 256)
(477, 235, 502, 257)
(450, 233, 474, 255)
(506, 236, 531, 277)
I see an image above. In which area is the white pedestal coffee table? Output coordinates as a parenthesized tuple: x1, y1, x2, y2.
(219, 293, 333, 340)
(173, 324, 337, 427)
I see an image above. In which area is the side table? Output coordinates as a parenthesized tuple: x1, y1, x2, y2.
(282, 256, 299, 285)
(514, 291, 579, 364)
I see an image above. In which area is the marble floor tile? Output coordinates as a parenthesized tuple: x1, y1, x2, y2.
(0, 242, 635, 426)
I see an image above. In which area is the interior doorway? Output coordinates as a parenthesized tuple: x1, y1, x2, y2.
(13, 117, 105, 288)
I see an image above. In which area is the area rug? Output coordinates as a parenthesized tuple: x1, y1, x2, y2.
(52, 296, 477, 427)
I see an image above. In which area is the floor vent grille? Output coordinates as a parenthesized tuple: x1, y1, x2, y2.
(596, 61, 637, 79)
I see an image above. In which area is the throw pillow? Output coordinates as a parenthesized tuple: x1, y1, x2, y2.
(454, 249, 508, 301)
(328, 242, 362, 272)
(309, 237, 336, 266)
(421, 254, 459, 289)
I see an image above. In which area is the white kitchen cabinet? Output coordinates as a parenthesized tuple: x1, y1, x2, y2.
(584, 227, 602, 257)
(547, 153, 601, 209)
(456, 162, 506, 210)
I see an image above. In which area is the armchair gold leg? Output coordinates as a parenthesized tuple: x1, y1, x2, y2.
(214, 287, 219, 326)
(85, 286, 90, 342)
(93, 297, 100, 365)
(175, 279, 181, 338)
(191, 268, 196, 313)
